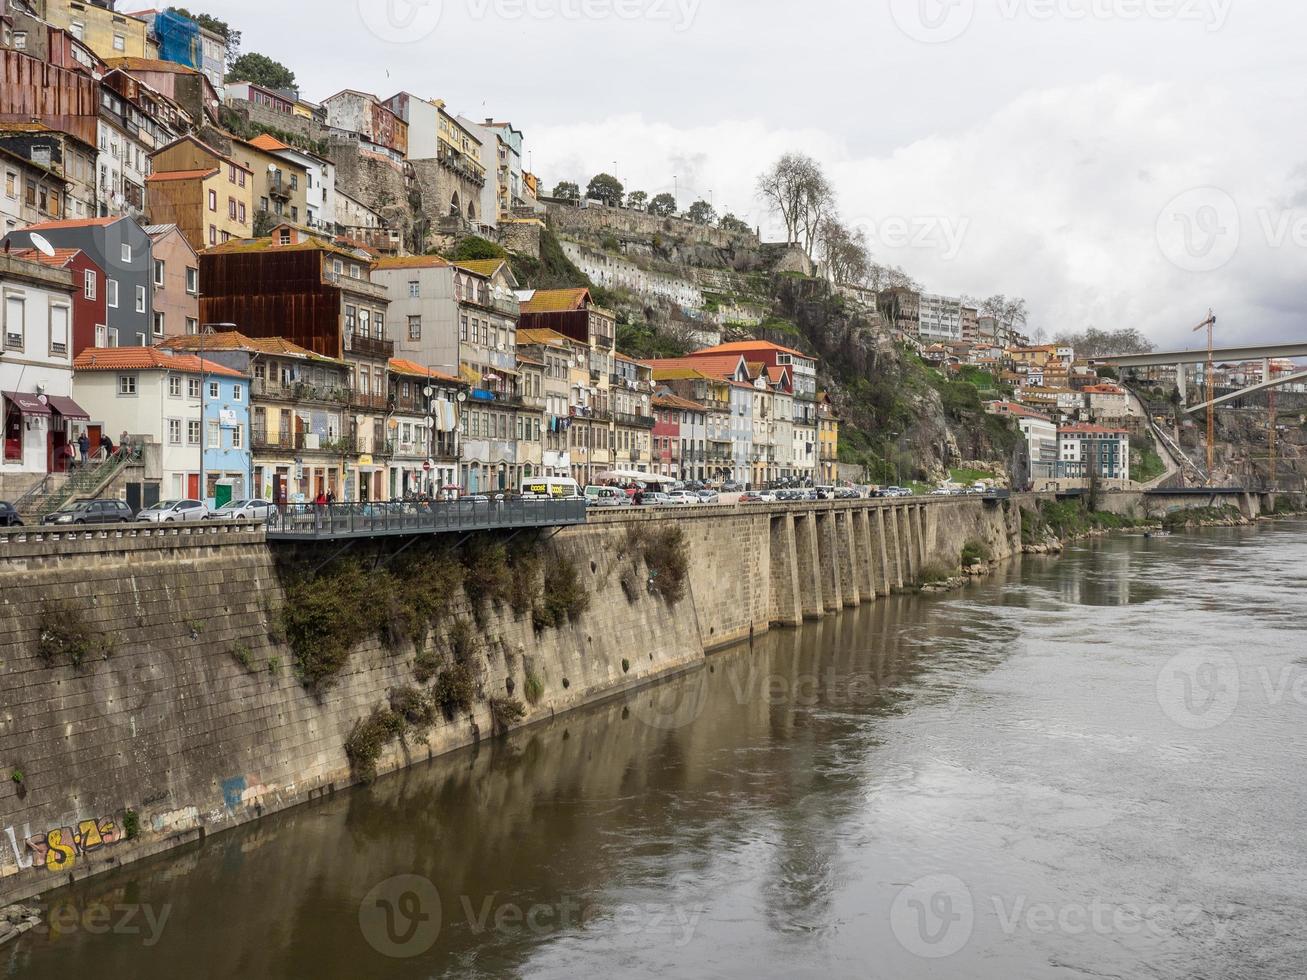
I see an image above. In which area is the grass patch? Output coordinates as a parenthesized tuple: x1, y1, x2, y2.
(523, 671, 544, 705)
(36, 604, 101, 670)
(918, 563, 954, 586)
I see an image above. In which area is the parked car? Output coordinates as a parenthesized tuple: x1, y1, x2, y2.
(585, 486, 631, 508)
(739, 491, 772, 503)
(42, 499, 135, 525)
(0, 501, 20, 526)
(207, 499, 276, 521)
(835, 487, 862, 499)
(664, 490, 698, 506)
(930, 487, 954, 496)
(640, 492, 673, 506)
(137, 499, 208, 523)
(696, 489, 720, 504)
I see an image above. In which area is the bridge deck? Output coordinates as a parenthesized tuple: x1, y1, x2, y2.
(266, 499, 589, 541)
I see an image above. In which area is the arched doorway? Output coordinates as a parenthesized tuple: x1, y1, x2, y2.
(449, 191, 461, 217)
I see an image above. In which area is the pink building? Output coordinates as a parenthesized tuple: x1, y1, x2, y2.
(145, 223, 199, 340)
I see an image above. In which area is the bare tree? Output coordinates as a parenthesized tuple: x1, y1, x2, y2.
(818, 217, 870, 286)
(757, 153, 829, 248)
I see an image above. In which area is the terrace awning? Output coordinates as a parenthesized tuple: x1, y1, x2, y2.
(3, 391, 51, 416)
(46, 395, 89, 420)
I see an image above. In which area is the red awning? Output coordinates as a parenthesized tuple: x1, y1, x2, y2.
(45, 395, 89, 421)
(3, 391, 51, 416)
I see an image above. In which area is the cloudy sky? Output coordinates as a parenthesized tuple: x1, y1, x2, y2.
(212, 0, 1305, 350)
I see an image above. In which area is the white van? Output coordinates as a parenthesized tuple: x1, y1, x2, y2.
(522, 478, 583, 500)
(585, 486, 630, 507)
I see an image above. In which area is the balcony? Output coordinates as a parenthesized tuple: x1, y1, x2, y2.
(252, 429, 357, 454)
(253, 378, 350, 404)
(350, 391, 391, 411)
(269, 174, 291, 200)
(345, 333, 395, 359)
(615, 412, 656, 429)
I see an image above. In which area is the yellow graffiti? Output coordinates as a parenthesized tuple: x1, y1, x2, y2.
(7, 816, 122, 874)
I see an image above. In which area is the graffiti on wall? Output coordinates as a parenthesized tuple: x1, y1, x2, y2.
(4, 816, 121, 873)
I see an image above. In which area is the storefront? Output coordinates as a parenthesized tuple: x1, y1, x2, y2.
(2, 391, 89, 476)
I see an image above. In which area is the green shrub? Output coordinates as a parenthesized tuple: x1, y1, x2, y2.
(960, 540, 991, 566)
(389, 685, 437, 732)
(232, 645, 255, 672)
(489, 697, 525, 733)
(918, 564, 953, 586)
(414, 645, 442, 684)
(122, 809, 140, 841)
(433, 662, 476, 718)
(625, 525, 689, 603)
(36, 604, 97, 670)
(534, 555, 590, 629)
(344, 707, 406, 782)
(523, 671, 544, 705)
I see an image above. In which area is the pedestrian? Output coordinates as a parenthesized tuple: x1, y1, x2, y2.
(326, 489, 336, 505)
(77, 432, 89, 464)
(101, 433, 115, 459)
(63, 442, 76, 472)
(315, 490, 327, 507)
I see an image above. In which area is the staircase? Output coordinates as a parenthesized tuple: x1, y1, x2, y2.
(16, 452, 136, 523)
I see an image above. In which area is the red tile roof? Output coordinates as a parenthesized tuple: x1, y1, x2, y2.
(249, 134, 292, 153)
(8, 247, 82, 268)
(388, 358, 462, 384)
(518, 288, 590, 313)
(13, 216, 120, 231)
(691, 339, 810, 359)
(373, 255, 449, 270)
(74, 347, 247, 378)
(105, 56, 197, 75)
(642, 355, 748, 380)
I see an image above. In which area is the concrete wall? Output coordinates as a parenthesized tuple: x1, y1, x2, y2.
(0, 497, 1022, 902)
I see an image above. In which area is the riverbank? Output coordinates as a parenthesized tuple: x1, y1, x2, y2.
(0, 492, 1297, 905)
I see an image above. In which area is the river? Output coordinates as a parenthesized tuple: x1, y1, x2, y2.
(9, 522, 1307, 979)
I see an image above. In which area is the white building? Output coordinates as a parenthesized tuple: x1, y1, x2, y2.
(918, 294, 963, 343)
(1084, 383, 1130, 421)
(0, 252, 79, 492)
(72, 346, 249, 499)
(560, 240, 703, 310)
(1057, 424, 1130, 482)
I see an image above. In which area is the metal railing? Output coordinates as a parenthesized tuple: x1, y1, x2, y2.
(266, 497, 588, 540)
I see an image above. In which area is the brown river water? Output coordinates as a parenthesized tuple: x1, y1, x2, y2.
(8, 521, 1307, 979)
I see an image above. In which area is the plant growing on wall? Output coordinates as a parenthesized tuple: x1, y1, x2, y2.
(36, 603, 105, 670)
(624, 525, 690, 604)
(489, 698, 526, 734)
(532, 555, 590, 630)
(344, 707, 406, 782)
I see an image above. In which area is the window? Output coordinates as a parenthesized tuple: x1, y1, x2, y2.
(107, 279, 119, 308)
(375, 313, 384, 338)
(238, 171, 246, 188)
(208, 381, 219, 399)
(186, 317, 199, 335)
(112, 32, 125, 51)
(50, 305, 69, 356)
(168, 419, 182, 445)
(460, 315, 468, 341)
(185, 267, 198, 294)
(231, 425, 243, 449)
(261, 196, 270, 212)
(118, 375, 137, 395)
(153, 259, 165, 286)
(290, 174, 298, 191)
(408, 281, 420, 298)
(70, 21, 84, 39)
(12, 31, 25, 50)
(228, 197, 236, 220)
(121, 243, 132, 264)
(4, 293, 23, 349)
(188, 377, 201, 399)
(153, 312, 165, 336)
(238, 202, 246, 223)
(209, 225, 216, 245)
(408, 315, 421, 340)
(208, 420, 220, 448)
(95, 324, 108, 347)
(187, 420, 201, 445)
(228, 165, 236, 184)
(358, 309, 370, 338)
(169, 375, 182, 397)
(233, 384, 242, 402)
(136, 285, 146, 313)
(4, 172, 15, 198)
(208, 189, 217, 211)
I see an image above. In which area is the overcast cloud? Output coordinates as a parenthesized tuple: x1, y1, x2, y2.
(216, 0, 1307, 350)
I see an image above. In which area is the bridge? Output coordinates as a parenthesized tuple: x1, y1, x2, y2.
(265, 499, 588, 541)
(1096, 342, 1307, 407)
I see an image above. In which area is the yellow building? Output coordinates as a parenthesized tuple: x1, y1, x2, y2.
(41, 1, 155, 59)
(237, 136, 311, 233)
(147, 135, 254, 252)
(817, 393, 840, 484)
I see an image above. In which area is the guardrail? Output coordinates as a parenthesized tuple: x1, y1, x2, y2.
(266, 498, 589, 540)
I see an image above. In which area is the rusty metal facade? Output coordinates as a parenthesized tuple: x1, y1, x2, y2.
(0, 49, 99, 148)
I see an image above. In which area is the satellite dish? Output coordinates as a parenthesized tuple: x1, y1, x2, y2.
(29, 233, 56, 258)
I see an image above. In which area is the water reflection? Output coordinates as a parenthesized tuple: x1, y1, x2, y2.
(12, 522, 1307, 980)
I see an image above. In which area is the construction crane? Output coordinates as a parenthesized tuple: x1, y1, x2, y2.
(1192, 311, 1217, 481)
